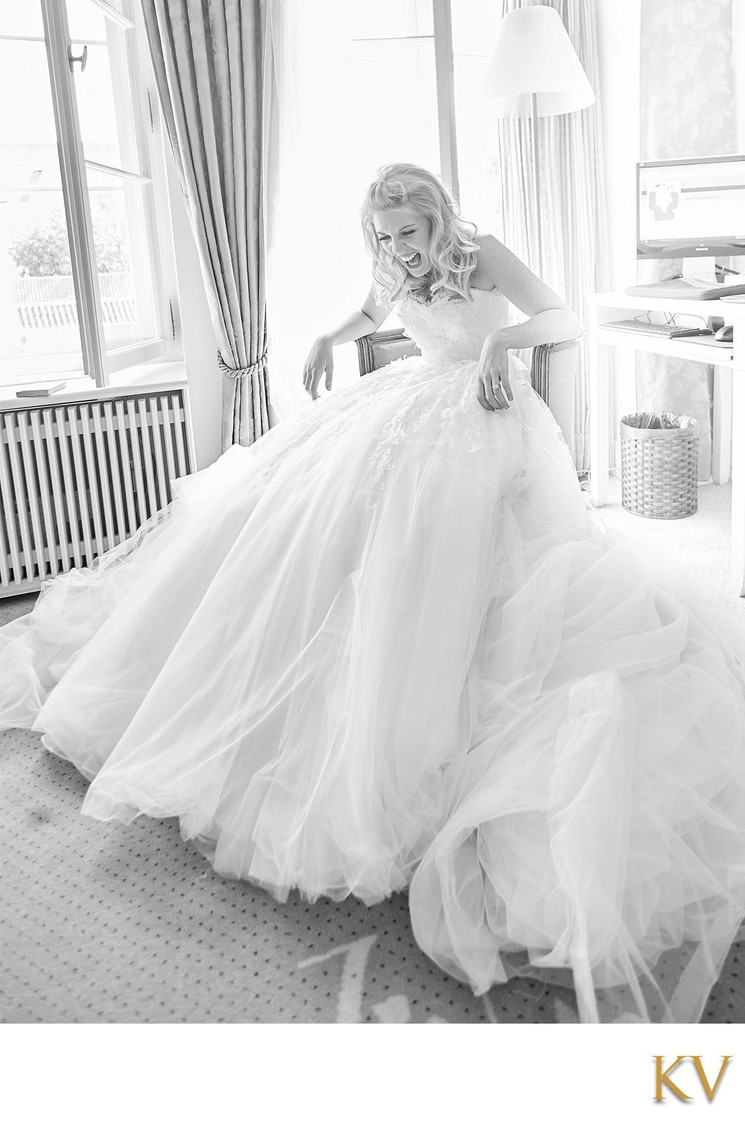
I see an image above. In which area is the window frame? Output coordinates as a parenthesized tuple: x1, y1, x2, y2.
(433, 0, 459, 199)
(4, 0, 182, 389)
(351, 0, 458, 196)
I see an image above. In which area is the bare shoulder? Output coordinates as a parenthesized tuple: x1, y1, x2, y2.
(474, 232, 502, 257)
(472, 234, 522, 289)
(471, 233, 570, 316)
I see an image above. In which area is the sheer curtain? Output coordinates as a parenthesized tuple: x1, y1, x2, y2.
(142, 0, 281, 449)
(263, 2, 368, 420)
(264, 1, 442, 421)
(495, 0, 608, 470)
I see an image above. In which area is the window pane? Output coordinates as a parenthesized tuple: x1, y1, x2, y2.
(1, 190, 85, 379)
(0, 33, 83, 379)
(349, 37, 439, 174)
(347, 0, 439, 184)
(352, 0, 433, 40)
(451, 0, 503, 236)
(0, 38, 62, 187)
(65, 0, 118, 42)
(267, 1, 442, 416)
(0, 3, 44, 38)
(67, 0, 141, 174)
(65, 1, 165, 359)
(87, 173, 158, 350)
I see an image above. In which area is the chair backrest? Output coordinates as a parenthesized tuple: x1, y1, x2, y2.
(356, 329, 581, 450)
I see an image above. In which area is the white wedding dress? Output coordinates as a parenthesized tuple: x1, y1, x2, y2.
(3, 287, 745, 1023)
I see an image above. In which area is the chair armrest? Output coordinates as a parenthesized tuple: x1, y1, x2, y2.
(530, 336, 584, 455)
(529, 336, 583, 401)
(356, 328, 421, 376)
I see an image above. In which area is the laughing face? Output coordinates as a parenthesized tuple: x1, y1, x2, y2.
(373, 207, 432, 278)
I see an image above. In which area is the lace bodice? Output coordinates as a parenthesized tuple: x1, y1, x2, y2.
(395, 288, 509, 363)
(244, 287, 520, 494)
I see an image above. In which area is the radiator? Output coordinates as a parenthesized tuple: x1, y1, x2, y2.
(0, 385, 195, 596)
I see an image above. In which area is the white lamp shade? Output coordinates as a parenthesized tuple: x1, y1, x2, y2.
(484, 6, 595, 118)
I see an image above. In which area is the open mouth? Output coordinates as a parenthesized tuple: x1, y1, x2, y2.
(400, 252, 423, 270)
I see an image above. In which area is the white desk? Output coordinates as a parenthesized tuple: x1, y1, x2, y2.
(587, 291, 745, 595)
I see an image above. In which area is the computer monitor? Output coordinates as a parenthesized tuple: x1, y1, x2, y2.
(637, 154, 745, 260)
(626, 155, 745, 297)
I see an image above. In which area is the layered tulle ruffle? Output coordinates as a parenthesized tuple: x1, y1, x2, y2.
(2, 346, 745, 1024)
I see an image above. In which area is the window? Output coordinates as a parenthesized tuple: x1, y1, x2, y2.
(0, 0, 179, 389)
(345, 0, 501, 236)
(267, 0, 462, 418)
(348, 0, 442, 181)
(451, 0, 504, 240)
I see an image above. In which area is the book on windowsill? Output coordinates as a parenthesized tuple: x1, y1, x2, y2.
(15, 382, 67, 397)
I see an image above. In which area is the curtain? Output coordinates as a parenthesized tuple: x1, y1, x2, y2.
(637, 0, 737, 480)
(496, 0, 608, 471)
(141, 0, 281, 450)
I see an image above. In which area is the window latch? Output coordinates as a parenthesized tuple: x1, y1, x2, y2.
(68, 45, 88, 72)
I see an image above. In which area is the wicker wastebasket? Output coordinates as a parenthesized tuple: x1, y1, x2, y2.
(620, 411, 698, 519)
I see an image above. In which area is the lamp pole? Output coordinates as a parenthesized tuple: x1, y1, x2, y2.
(531, 91, 543, 279)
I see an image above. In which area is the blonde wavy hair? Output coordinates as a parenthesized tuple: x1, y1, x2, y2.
(360, 163, 480, 305)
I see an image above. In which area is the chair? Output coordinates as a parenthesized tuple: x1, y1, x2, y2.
(356, 328, 582, 454)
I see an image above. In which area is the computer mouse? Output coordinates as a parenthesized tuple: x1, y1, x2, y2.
(714, 324, 734, 342)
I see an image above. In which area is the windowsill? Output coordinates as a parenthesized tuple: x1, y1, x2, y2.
(0, 359, 188, 409)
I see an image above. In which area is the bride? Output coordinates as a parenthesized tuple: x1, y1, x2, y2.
(2, 163, 745, 1024)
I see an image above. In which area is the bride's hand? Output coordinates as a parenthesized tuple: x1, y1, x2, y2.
(476, 333, 513, 411)
(303, 336, 334, 400)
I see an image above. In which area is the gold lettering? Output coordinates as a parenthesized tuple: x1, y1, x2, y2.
(653, 1056, 692, 1102)
(690, 1056, 732, 1102)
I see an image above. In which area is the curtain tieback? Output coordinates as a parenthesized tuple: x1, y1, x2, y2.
(216, 350, 268, 381)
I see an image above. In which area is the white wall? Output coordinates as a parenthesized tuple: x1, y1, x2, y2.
(164, 151, 223, 471)
(735, 0, 745, 150)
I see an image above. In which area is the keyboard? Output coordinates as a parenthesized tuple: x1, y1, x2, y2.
(602, 319, 712, 338)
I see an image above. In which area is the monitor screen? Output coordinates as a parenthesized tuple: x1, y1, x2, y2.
(637, 155, 745, 259)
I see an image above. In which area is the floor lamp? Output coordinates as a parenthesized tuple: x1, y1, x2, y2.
(484, 6, 595, 279)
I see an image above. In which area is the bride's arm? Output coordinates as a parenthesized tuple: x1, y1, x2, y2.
(303, 287, 390, 399)
(318, 290, 391, 346)
(473, 235, 582, 413)
(476, 235, 583, 346)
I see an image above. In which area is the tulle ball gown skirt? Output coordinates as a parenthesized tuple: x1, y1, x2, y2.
(2, 339, 745, 1024)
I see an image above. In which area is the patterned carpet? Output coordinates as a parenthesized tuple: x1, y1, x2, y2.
(1, 480, 744, 1024)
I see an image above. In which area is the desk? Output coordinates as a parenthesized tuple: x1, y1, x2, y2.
(587, 291, 745, 595)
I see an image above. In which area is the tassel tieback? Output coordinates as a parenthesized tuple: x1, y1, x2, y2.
(217, 350, 268, 381)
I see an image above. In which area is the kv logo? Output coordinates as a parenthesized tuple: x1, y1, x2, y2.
(653, 1055, 732, 1102)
